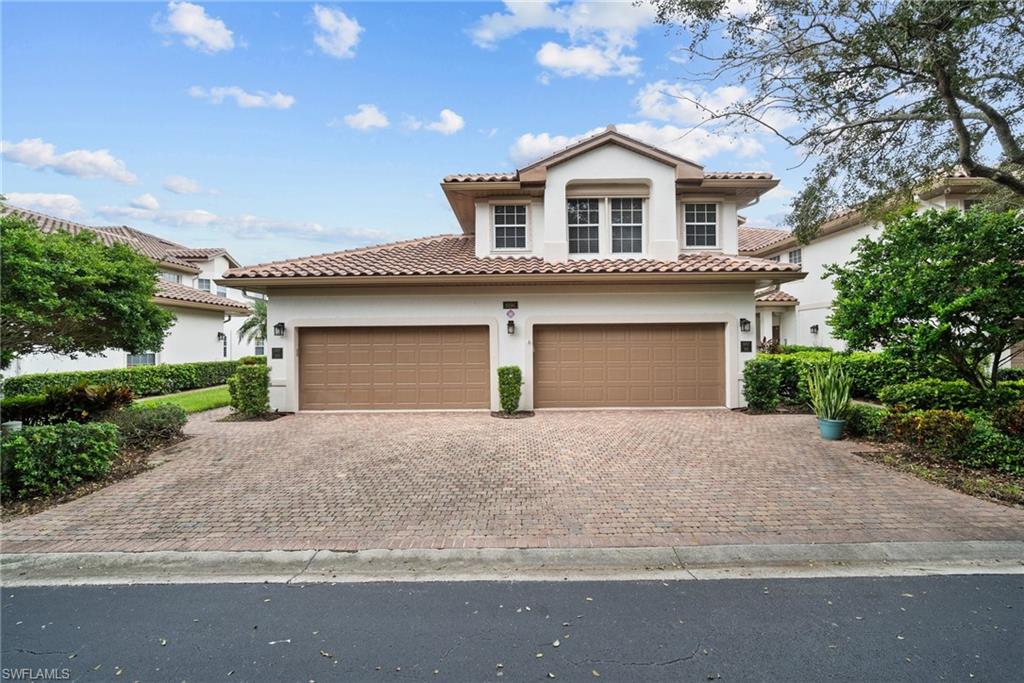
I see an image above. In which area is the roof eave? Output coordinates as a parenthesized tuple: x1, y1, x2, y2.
(154, 296, 252, 315)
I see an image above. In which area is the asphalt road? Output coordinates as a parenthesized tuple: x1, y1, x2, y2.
(2, 575, 1021, 681)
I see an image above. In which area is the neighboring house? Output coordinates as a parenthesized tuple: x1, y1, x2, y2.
(219, 127, 803, 412)
(1, 205, 256, 376)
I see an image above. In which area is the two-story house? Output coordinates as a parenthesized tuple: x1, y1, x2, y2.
(219, 128, 804, 412)
(2, 204, 256, 376)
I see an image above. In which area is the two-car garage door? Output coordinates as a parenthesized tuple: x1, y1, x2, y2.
(297, 323, 725, 410)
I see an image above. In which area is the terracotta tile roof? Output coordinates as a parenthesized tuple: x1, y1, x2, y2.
(166, 247, 229, 259)
(703, 171, 774, 180)
(223, 234, 800, 281)
(737, 227, 791, 253)
(0, 205, 138, 249)
(755, 289, 799, 304)
(443, 170, 775, 183)
(93, 225, 199, 272)
(155, 280, 251, 313)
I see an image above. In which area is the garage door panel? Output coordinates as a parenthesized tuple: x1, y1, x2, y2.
(534, 323, 725, 408)
(299, 326, 489, 410)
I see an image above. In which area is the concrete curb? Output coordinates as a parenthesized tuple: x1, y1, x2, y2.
(2, 541, 1021, 586)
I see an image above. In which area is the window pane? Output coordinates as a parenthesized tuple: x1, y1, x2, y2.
(567, 199, 600, 254)
(127, 352, 156, 367)
(197, 278, 211, 291)
(493, 205, 527, 249)
(611, 198, 642, 253)
(683, 203, 717, 247)
(788, 249, 802, 264)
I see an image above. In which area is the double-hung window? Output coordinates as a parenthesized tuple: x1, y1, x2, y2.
(767, 255, 781, 263)
(787, 248, 802, 265)
(683, 204, 718, 248)
(217, 285, 228, 298)
(567, 199, 601, 255)
(197, 278, 212, 292)
(493, 205, 527, 250)
(611, 198, 643, 253)
(160, 272, 182, 284)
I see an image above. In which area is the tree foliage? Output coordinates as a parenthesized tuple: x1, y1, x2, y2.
(236, 297, 266, 344)
(0, 214, 175, 368)
(825, 208, 1024, 390)
(648, 0, 1024, 240)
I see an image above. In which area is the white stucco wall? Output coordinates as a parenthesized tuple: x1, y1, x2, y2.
(264, 284, 759, 412)
(193, 255, 259, 359)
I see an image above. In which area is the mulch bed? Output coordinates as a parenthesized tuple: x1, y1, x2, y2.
(490, 411, 536, 419)
(852, 442, 1024, 508)
(1, 435, 192, 521)
(217, 411, 287, 422)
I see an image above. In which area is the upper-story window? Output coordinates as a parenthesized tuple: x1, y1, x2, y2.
(767, 255, 781, 262)
(568, 199, 601, 255)
(683, 204, 718, 248)
(788, 248, 802, 265)
(160, 272, 182, 284)
(217, 285, 228, 298)
(611, 198, 643, 254)
(197, 278, 211, 292)
(493, 205, 527, 250)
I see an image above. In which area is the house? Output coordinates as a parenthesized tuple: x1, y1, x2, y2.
(735, 173, 1024, 367)
(218, 127, 804, 412)
(1, 204, 257, 376)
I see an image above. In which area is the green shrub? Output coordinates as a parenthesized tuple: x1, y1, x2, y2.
(742, 357, 782, 412)
(997, 367, 1024, 382)
(878, 379, 1024, 411)
(1, 384, 133, 425)
(229, 363, 270, 415)
(992, 401, 1024, 438)
(884, 408, 976, 455)
(1, 422, 119, 499)
(778, 344, 833, 354)
(238, 355, 267, 366)
(497, 365, 523, 415)
(845, 403, 889, 439)
(963, 416, 1024, 476)
(1, 361, 239, 398)
(108, 403, 188, 451)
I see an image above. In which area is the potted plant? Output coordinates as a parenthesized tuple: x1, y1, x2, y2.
(806, 359, 853, 440)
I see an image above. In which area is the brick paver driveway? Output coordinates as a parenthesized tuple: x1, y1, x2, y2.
(4, 410, 1023, 553)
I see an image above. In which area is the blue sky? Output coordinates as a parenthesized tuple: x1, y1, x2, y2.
(2, 1, 804, 265)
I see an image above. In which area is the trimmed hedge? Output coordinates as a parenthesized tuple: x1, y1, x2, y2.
(108, 403, 188, 451)
(845, 403, 889, 439)
(996, 367, 1024, 382)
(1, 361, 239, 399)
(742, 359, 782, 412)
(228, 363, 270, 415)
(877, 379, 1024, 411)
(1, 422, 119, 499)
(497, 365, 523, 415)
(1, 384, 133, 425)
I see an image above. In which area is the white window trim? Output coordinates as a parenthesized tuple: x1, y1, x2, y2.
(489, 200, 531, 253)
(566, 196, 648, 259)
(787, 248, 802, 265)
(680, 202, 721, 250)
(567, 197, 603, 257)
(609, 196, 645, 255)
(197, 277, 212, 292)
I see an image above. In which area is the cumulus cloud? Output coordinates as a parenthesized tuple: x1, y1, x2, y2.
(334, 104, 390, 130)
(405, 109, 465, 135)
(156, 1, 235, 53)
(508, 123, 764, 166)
(4, 192, 85, 218)
(470, 1, 655, 79)
(162, 175, 205, 194)
(188, 85, 295, 109)
(312, 5, 363, 59)
(1, 138, 137, 184)
(636, 80, 801, 132)
(130, 193, 161, 210)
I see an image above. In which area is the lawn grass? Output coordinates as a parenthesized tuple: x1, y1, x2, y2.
(137, 385, 231, 414)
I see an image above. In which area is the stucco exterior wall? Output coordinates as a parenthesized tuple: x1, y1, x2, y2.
(264, 284, 758, 412)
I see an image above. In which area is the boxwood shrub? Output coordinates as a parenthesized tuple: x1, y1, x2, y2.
(741, 358, 783, 412)
(108, 403, 188, 451)
(1, 422, 119, 499)
(1, 361, 239, 399)
(497, 365, 523, 415)
(878, 379, 1024, 411)
(228, 363, 270, 415)
(845, 403, 889, 439)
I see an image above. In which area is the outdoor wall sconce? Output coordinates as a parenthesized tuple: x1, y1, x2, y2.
(810, 324, 820, 335)
(216, 332, 227, 342)
(507, 320, 516, 335)
(739, 318, 751, 332)
(273, 322, 286, 337)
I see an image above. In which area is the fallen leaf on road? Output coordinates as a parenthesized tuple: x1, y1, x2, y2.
(159, 638, 167, 647)
(592, 670, 600, 677)
(320, 650, 333, 659)
(552, 640, 560, 647)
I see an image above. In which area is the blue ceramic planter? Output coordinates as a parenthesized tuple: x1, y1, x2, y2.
(817, 418, 845, 440)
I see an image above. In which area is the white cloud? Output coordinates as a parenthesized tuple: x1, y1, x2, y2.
(188, 85, 295, 110)
(162, 175, 205, 194)
(5, 192, 84, 218)
(536, 42, 640, 78)
(336, 104, 390, 131)
(426, 109, 465, 135)
(156, 1, 235, 53)
(97, 204, 219, 227)
(312, 5, 363, 59)
(130, 193, 161, 210)
(636, 80, 749, 125)
(470, 1, 655, 79)
(508, 122, 764, 166)
(1, 138, 137, 184)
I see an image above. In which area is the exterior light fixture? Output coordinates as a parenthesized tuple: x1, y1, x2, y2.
(273, 322, 286, 337)
(810, 324, 819, 335)
(507, 320, 516, 335)
(739, 318, 751, 332)
(216, 332, 227, 342)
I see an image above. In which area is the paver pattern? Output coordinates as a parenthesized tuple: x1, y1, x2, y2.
(4, 409, 1023, 553)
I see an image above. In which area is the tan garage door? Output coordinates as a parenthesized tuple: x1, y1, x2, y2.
(299, 326, 489, 410)
(533, 323, 725, 408)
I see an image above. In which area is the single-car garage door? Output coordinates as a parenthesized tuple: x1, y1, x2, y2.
(533, 323, 725, 408)
(299, 326, 489, 410)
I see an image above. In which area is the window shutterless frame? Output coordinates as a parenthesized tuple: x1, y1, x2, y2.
(610, 197, 643, 254)
(492, 203, 529, 250)
(567, 198, 601, 255)
(787, 248, 802, 265)
(682, 203, 719, 248)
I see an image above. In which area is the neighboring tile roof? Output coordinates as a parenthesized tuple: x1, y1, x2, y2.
(755, 289, 799, 304)
(223, 234, 800, 280)
(737, 227, 792, 253)
(93, 225, 198, 272)
(166, 247, 228, 259)
(0, 205, 138, 249)
(703, 171, 774, 180)
(443, 170, 775, 183)
(155, 280, 251, 313)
